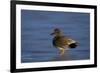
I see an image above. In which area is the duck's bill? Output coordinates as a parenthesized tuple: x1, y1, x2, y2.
(50, 32, 55, 35)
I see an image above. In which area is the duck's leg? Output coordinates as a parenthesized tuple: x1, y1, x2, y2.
(58, 47, 65, 56)
(60, 49, 65, 56)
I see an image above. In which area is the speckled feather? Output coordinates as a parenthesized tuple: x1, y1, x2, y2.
(53, 35, 70, 49)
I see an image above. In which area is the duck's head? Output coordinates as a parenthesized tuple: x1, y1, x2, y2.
(51, 28, 62, 36)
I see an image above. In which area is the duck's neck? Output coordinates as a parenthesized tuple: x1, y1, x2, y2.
(55, 33, 63, 37)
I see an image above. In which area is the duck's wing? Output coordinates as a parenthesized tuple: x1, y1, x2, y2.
(53, 36, 69, 48)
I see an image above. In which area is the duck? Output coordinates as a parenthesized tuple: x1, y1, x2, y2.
(51, 28, 78, 56)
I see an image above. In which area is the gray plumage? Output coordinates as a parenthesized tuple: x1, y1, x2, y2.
(51, 28, 78, 55)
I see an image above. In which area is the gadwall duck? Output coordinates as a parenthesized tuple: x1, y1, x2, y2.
(51, 28, 78, 55)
